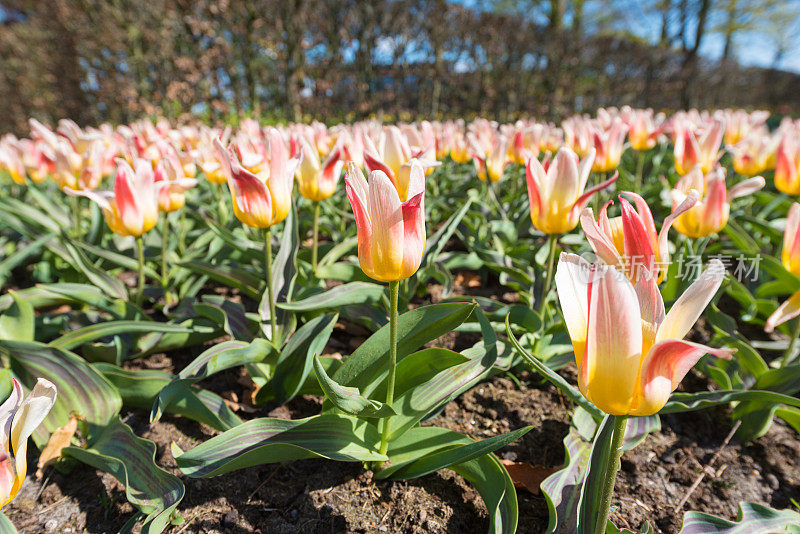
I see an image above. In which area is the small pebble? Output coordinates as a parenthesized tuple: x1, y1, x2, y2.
(44, 519, 58, 532)
(765, 473, 780, 490)
(379, 526, 388, 532)
(223, 509, 238, 527)
(419, 509, 427, 522)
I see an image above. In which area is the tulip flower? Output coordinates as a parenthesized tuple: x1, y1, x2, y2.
(215, 135, 299, 341)
(0, 378, 57, 508)
(556, 254, 733, 416)
(581, 190, 698, 283)
(344, 160, 426, 457)
(626, 109, 665, 152)
(470, 133, 509, 183)
(343, 161, 425, 283)
(590, 119, 628, 173)
(766, 203, 800, 336)
(0, 142, 25, 186)
(365, 127, 439, 194)
(775, 136, 800, 195)
(296, 137, 343, 272)
(555, 255, 733, 534)
(68, 158, 159, 305)
(731, 130, 777, 177)
(673, 118, 724, 175)
(722, 109, 769, 146)
(671, 166, 765, 238)
(525, 147, 617, 235)
(562, 116, 593, 158)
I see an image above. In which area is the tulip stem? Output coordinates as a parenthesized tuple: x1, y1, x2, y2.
(312, 201, 320, 274)
(595, 414, 628, 534)
(135, 236, 146, 307)
(70, 195, 82, 239)
(161, 215, 170, 289)
(487, 181, 507, 220)
(378, 280, 400, 458)
(538, 234, 559, 318)
(263, 227, 277, 343)
(635, 151, 645, 192)
(216, 183, 227, 224)
(780, 318, 800, 367)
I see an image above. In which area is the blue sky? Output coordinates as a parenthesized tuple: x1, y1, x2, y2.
(454, 0, 800, 73)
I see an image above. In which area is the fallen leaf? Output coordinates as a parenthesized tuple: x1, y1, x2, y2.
(36, 414, 80, 479)
(499, 460, 556, 494)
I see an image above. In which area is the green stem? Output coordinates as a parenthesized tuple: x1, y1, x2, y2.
(70, 195, 82, 239)
(538, 234, 559, 318)
(487, 180, 507, 220)
(135, 236, 146, 307)
(160, 214, 170, 289)
(263, 226, 277, 342)
(312, 201, 320, 274)
(780, 317, 800, 367)
(595, 415, 628, 534)
(217, 183, 227, 224)
(178, 207, 186, 254)
(378, 280, 400, 457)
(635, 151, 645, 192)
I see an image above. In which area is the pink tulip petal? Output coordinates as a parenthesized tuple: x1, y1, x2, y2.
(580, 208, 621, 266)
(633, 339, 734, 416)
(569, 170, 618, 221)
(765, 288, 800, 333)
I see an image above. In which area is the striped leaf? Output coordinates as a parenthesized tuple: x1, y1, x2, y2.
(48, 321, 193, 351)
(540, 430, 592, 534)
(63, 417, 184, 534)
(0, 290, 34, 341)
(679, 502, 800, 534)
(96, 363, 242, 432)
(174, 414, 386, 478)
(0, 340, 122, 445)
(332, 302, 477, 395)
(313, 355, 394, 418)
(277, 282, 385, 311)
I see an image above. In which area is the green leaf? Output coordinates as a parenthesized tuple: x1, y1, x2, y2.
(576, 415, 615, 534)
(0, 290, 34, 341)
(0, 340, 122, 445)
(332, 302, 476, 395)
(679, 502, 800, 534)
(0, 233, 55, 287)
(621, 415, 660, 451)
(255, 313, 337, 404)
(174, 414, 386, 478)
(152, 339, 274, 423)
(661, 389, 800, 413)
(59, 237, 128, 300)
(541, 430, 592, 534)
(277, 282, 385, 311)
(260, 205, 299, 343)
(452, 448, 520, 534)
(313, 355, 395, 417)
(776, 406, 800, 435)
(386, 344, 499, 440)
(505, 315, 604, 421)
(96, 363, 242, 431)
(377, 425, 532, 480)
(193, 295, 255, 341)
(63, 417, 184, 534)
(76, 241, 160, 279)
(179, 260, 263, 299)
(0, 511, 16, 534)
(48, 321, 192, 351)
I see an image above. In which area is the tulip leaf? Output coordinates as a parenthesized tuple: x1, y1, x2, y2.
(63, 417, 184, 534)
(541, 429, 592, 534)
(151, 339, 274, 424)
(255, 312, 337, 404)
(314, 262, 374, 283)
(0, 511, 15, 534)
(332, 302, 477, 395)
(661, 389, 800, 413)
(576, 414, 614, 534)
(76, 241, 160, 279)
(173, 413, 386, 478)
(0, 232, 55, 287)
(0, 290, 34, 342)
(178, 260, 263, 299)
(313, 355, 395, 417)
(48, 321, 193, 351)
(259, 205, 299, 344)
(277, 282, 385, 311)
(387, 344, 498, 440)
(505, 315, 604, 421)
(59, 237, 128, 300)
(0, 283, 102, 313)
(0, 340, 122, 446)
(377, 425, 532, 480)
(678, 502, 800, 534)
(376, 425, 520, 534)
(96, 363, 242, 432)
(193, 295, 255, 341)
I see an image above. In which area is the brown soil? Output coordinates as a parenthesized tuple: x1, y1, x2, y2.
(6, 368, 799, 534)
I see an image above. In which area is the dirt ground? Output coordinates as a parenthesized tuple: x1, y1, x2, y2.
(6, 270, 800, 533)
